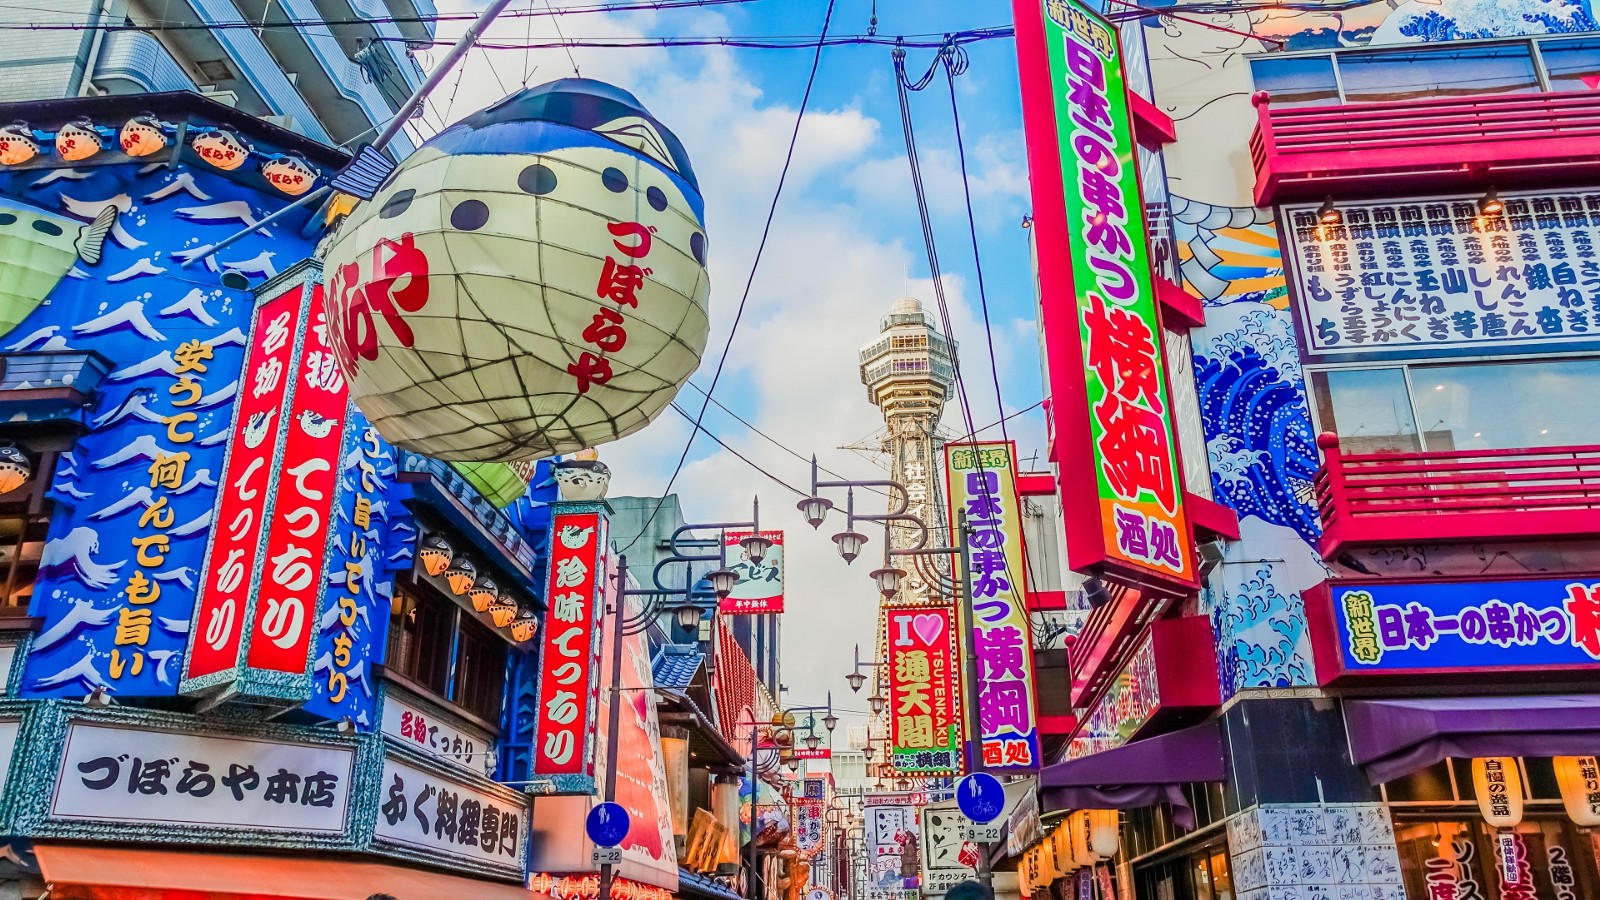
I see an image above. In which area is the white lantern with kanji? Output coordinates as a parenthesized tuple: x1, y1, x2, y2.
(322, 78, 710, 461)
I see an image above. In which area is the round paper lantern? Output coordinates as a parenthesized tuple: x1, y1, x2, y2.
(262, 153, 317, 196)
(0, 443, 29, 494)
(1553, 756, 1600, 827)
(510, 609, 538, 642)
(1471, 757, 1524, 829)
(120, 116, 168, 157)
(192, 128, 249, 171)
(419, 533, 453, 576)
(488, 593, 517, 627)
(1069, 812, 1097, 868)
(1087, 809, 1119, 859)
(444, 557, 476, 595)
(55, 119, 104, 162)
(0, 123, 38, 165)
(321, 78, 710, 461)
(468, 576, 499, 613)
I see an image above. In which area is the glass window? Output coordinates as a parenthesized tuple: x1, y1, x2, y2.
(453, 614, 508, 722)
(1410, 359, 1600, 451)
(1541, 37, 1600, 92)
(0, 516, 44, 614)
(1250, 55, 1340, 107)
(388, 589, 454, 697)
(1310, 368, 1421, 454)
(1339, 44, 1541, 103)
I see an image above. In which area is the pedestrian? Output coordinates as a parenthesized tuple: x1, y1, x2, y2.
(944, 880, 992, 900)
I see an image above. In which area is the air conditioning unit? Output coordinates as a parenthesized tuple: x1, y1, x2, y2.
(197, 87, 239, 107)
(1198, 538, 1228, 577)
(261, 115, 301, 135)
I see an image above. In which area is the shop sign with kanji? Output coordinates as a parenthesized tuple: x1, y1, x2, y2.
(51, 722, 354, 833)
(944, 442, 1040, 772)
(374, 756, 528, 876)
(721, 530, 784, 615)
(531, 507, 610, 792)
(885, 606, 962, 775)
(1282, 190, 1600, 363)
(381, 691, 495, 776)
(1066, 634, 1157, 759)
(1012, 0, 1195, 590)
(1331, 578, 1600, 675)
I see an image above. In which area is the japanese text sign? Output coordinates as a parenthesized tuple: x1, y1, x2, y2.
(1330, 579, 1600, 675)
(186, 278, 346, 689)
(886, 606, 962, 775)
(52, 722, 354, 832)
(1066, 634, 1157, 759)
(533, 507, 609, 788)
(375, 756, 528, 875)
(381, 692, 495, 776)
(1283, 191, 1600, 362)
(945, 442, 1040, 771)
(795, 799, 824, 858)
(920, 805, 976, 886)
(722, 531, 784, 615)
(1012, 0, 1195, 589)
(866, 803, 920, 900)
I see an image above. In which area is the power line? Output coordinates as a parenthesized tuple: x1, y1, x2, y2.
(0, 0, 754, 32)
(618, 0, 838, 554)
(425, 28, 1012, 50)
(668, 402, 805, 496)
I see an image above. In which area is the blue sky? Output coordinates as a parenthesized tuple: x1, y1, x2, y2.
(424, 0, 1045, 735)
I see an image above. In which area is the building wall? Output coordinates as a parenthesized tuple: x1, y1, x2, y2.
(1142, 0, 1600, 696)
(0, 0, 100, 100)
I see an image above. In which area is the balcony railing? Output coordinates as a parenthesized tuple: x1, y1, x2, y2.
(1249, 90, 1600, 205)
(1314, 432, 1600, 559)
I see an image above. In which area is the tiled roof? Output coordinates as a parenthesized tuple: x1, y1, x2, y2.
(677, 870, 742, 900)
(652, 643, 704, 691)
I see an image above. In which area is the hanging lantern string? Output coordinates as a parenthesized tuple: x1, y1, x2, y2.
(618, 0, 838, 555)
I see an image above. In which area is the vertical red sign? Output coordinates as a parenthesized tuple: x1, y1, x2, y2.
(533, 509, 608, 783)
(246, 286, 349, 671)
(186, 286, 303, 680)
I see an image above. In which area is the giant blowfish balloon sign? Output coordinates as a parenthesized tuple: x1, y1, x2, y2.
(322, 79, 709, 460)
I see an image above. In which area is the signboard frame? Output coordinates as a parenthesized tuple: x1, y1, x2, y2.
(885, 605, 963, 776)
(371, 746, 531, 880)
(722, 530, 784, 615)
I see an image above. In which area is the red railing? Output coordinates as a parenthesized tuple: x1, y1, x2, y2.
(1315, 432, 1600, 558)
(1250, 90, 1600, 205)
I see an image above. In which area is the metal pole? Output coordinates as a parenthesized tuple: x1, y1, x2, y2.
(955, 510, 993, 890)
(598, 554, 630, 900)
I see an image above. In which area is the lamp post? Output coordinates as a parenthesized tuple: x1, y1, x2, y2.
(599, 500, 768, 900)
(802, 468, 992, 890)
(744, 712, 794, 900)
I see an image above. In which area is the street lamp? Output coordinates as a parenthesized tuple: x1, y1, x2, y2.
(845, 643, 884, 694)
(868, 694, 886, 716)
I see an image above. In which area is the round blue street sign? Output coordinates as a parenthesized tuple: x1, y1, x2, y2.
(956, 772, 1005, 824)
(587, 801, 632, 848)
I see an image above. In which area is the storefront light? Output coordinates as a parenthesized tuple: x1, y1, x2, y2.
(119, 115, 169, 158)
(1553, 756, 1600, 826)
(55, 118, 105, 162)
(0, 122, 39, 165)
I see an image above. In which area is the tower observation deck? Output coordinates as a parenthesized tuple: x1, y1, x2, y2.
(858, 297, 958, 606)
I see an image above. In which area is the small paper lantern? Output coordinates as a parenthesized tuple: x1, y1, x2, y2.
(1554, 756, 1600, 827)
(1069, 811, 1097, 868)
(0, 444, 29, 494)
(0, 123, 38, 165)
(444, 557, 476, 595)
(510, 610, 538, 642)
(321, 78, 711, 461)
(468, 576, 499, 613)
(419, 533, 452, 576)
(1038, 830, 1061, 878)
(55, 119, 104, 162)
(192, 128, 249, 171)
(262, 153, 317, 196)
(488, 594, 517, 628)
(1471, 757, 1524, 829)
(1087, 809, 1119, 859)
(119, 116, 168, 157)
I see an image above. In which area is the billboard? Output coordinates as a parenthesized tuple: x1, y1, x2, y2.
(944, 442, 1039, 771)
(1321, 578, 1600, 677)
(1012, 0, 1196, 590)
(722, 530, 783, 614)
(531, 507, 610, 792)
(885, 605, 962, 775)
(1282, 190, 1600, 363)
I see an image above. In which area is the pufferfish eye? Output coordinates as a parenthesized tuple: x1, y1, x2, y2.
(519, 164, 557, 195)
(451, 199, 489, 231)
(601, 167, 628, 193)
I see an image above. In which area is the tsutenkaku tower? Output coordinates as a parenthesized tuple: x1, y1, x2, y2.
(858, 297, 958, 608)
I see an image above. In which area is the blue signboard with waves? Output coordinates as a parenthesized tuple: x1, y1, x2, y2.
(2, 151, 321, 698)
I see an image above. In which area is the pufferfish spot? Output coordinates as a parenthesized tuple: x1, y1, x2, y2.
(601, 167, 628, 193)
(519, 164, 557, 196)
(380, 189, 415, 220)
(451, 199, 490, 231)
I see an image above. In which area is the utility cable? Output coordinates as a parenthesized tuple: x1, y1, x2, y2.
(618, 0, 837, 554)
(668, 402, 806, 497)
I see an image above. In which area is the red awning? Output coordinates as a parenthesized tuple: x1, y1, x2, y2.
(36, 843, 547, 900)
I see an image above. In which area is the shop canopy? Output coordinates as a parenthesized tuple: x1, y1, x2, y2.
(1037, 720, 1226, 830)
(1345, 694, 1600, 785)
(35, 843, 547, 900)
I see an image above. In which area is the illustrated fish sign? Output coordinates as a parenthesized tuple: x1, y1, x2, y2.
(1011, 0, 1198, 591)
(0, 196, 117, 336)
(321, 78, 711, 462)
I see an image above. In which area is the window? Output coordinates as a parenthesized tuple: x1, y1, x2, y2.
(387, 585, 509, 722)
(1341, 44, 1540, 104)
(1311, 358, 1600, 453)
(1540, 37, 1600, 92)
(1250, 55, 1339, 108)
(0, 515, 45, 614)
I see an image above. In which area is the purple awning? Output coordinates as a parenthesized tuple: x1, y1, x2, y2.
(1038, 722, 1227, 829)
(1345, 694, 1600, 785)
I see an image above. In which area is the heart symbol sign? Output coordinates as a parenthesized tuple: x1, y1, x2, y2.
(912, 613, 944, 646)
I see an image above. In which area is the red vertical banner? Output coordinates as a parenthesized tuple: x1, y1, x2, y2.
(246, 285, 349, 672)
(184, 285, 304, 682)
(885, 606, 962, 775)
(532, 506, 609, 791)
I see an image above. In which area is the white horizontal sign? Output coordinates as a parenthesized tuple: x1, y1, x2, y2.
(52, 723, 353, 832)
(374, 756, 528, 873)
(381, 693, 494, 776)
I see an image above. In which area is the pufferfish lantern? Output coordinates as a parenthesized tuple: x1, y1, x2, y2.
(321, 78, 710, 461)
